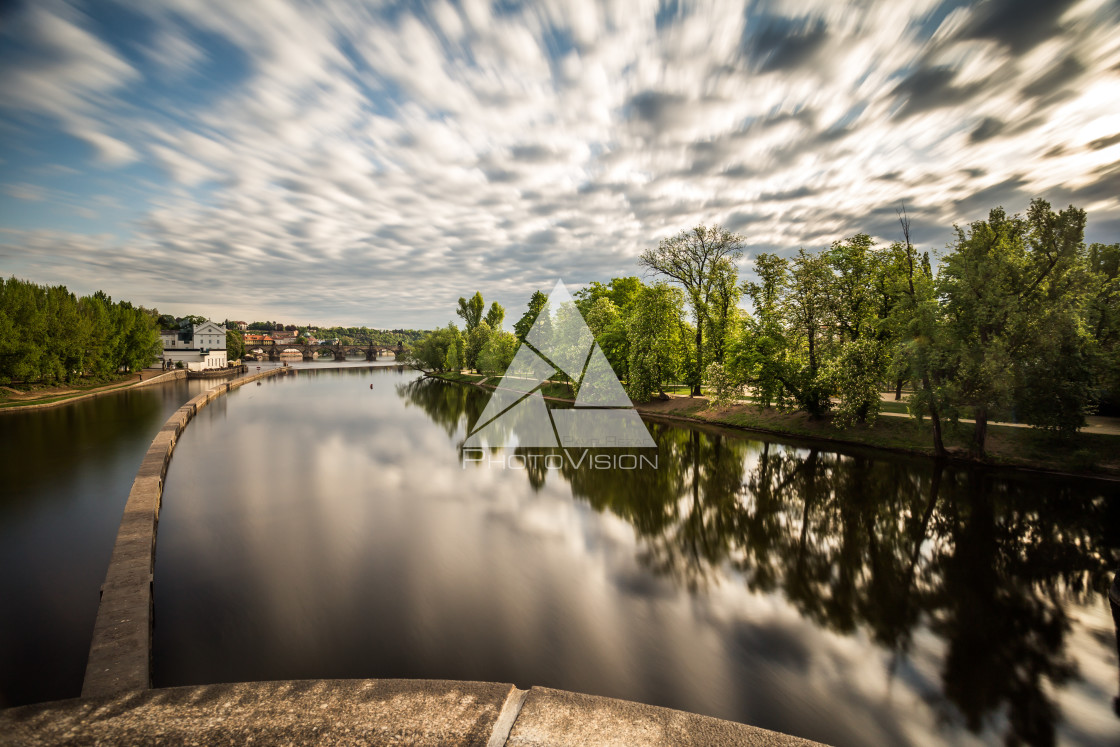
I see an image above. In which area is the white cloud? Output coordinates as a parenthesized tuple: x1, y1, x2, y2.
(0, 0, 1118, 326)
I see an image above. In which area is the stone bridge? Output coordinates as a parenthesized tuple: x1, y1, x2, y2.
(246, 341, 407, 362)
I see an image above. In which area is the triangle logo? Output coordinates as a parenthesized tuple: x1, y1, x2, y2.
(464, 279, 656, 449)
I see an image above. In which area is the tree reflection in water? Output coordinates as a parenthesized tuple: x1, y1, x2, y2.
(398, 376, 1120, 745)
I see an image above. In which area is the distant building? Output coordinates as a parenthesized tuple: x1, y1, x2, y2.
(231, 320, 249, 331)
(160, 321, 228, 371)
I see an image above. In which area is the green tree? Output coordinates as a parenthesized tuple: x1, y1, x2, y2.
(484, 302, 505, 331)
(478, 331, 518, 374)
(784, 248, 834, 417)
(826, 234, 888, 425)
(736, 253, 791, 409)
(939, 200, 1087, 455)
(226, 329, 245, 362)
(445, 343, 460, 373)
(407, 324, 463, 373)
(456, 292, 485, 331)
(465, 320, 493, 372)
(639, 225, 744, 395)
(514, 290, 549, 341)
(888, 210, 948, 455)
(626, 283, 686, 402)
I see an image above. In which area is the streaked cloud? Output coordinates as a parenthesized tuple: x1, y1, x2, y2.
(0, 0, 1118, 327)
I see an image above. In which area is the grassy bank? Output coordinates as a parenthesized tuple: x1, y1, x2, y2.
(0, 373, 148, 409)
(426, 371, 1120, 478)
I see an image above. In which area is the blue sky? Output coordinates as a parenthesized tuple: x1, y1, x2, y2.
(1, 0, 1119, 328)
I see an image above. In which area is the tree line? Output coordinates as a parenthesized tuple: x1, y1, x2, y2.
(0, 277, 163, 385)
(413, 198, 1119, 458)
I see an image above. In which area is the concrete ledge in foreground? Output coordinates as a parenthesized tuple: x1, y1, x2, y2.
(1, 679, 827, 746)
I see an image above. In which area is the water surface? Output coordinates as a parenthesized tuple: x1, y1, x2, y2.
(152, 368, 1120, 746)
(0, 377, 216, 706)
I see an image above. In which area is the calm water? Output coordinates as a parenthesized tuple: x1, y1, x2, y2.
(0, 376, 221, 707)
(0, 361, 386, 708)
(149, 368, 1120, 746)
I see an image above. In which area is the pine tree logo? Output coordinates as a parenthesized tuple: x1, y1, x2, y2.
(464, 280, 656, 449)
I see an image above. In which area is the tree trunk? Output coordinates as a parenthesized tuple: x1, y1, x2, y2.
(972, 407, 987, 458)
(693, 326, 703, 396)
(895, 378, 903, 400)
(922, 373, 945, 457)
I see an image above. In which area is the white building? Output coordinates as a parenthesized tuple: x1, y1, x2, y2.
(160, 321, 229, 371)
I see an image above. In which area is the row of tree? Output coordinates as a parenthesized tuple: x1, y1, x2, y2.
(412, 199, 1119, 458)
(731, 201, 1119, 456)
(0, 277, 163, 384)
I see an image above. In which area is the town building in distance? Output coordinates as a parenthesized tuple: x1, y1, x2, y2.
(160, 321, 228, 370)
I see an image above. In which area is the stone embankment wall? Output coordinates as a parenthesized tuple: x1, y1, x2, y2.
(81, 366, 286, 698)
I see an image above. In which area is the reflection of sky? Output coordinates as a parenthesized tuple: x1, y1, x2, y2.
(154, 369, 1118, 746)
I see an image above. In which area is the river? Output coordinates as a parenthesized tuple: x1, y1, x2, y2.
(139, 367, 1119, 746)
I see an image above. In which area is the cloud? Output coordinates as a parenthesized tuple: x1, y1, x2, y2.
(0, 0, 1118, 326)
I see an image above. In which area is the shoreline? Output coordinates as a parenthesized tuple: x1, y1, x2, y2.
(424, 371, 1120, 482)
(0, 369, 189, 413)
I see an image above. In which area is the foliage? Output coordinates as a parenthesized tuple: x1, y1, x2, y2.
(478, 331, 518, 374)
(626, 283, 685, 402)
(408, 324, 463, 373)
(456, 292, 485, 331)
(484, 302, 505, 331)
(0, 277, 162, 385)
(702, 361, 739, 410)
(225, 329, 245, 362)
(464, 320, 492, 372)
(938, 200, 1089, 454)
(514, 290, 548, 341)
(639, 224, 744, 395)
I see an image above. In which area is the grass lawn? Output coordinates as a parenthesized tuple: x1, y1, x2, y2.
(0, 373, 143, 408)
(640, 398, 1120, 476)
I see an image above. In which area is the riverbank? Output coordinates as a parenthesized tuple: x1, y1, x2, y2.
(0, 369, 187, 412)
(427, 372, 1120, 479)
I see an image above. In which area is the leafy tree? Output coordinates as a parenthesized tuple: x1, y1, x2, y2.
(514, 290, 548, 341)
(784, 249, 834, 417)
(456, 292, 485, 331)
(626, 283, 686, 402)
(702, 361, 739, 409)
(407, 324, 463, 373)
(888, 209, 948, 455)
(226, 329, 245, 362)
(704, 259, 741, 366)
(639, 225, 744, 395)
(826, 234, 889, 425)
(444, 343, 460, 372)
(478, 331, 518, 374)
(735, 253, 791, 409)
(1086, 242, 1120, 412)
(465, 320, 492, 372)
(484, 302, 505, 331)
(939, 200, 1087, 455)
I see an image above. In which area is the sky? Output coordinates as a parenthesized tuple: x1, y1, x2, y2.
(1, 0, 1119, 330)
